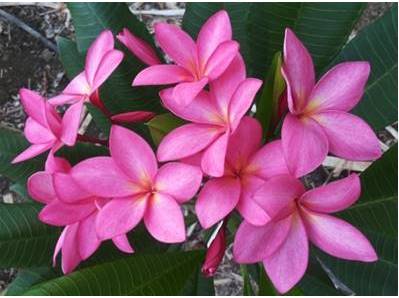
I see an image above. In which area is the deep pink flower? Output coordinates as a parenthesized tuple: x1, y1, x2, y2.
(12, 89, 64, 163)
(196, 117, 289, 228)
(68, 125, 203, 243)
(281, 28, 381, 177)
(49, 30, 124, 145)
(28, 153, 133, 274)
(233, 174, 377, 293)
(132, 10, 239, 106)
(157, 56, 262, 177)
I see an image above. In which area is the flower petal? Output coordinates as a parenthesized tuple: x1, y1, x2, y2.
(112, 234, 134, 253)
(196, 177, 240, 229)
(28, 172, 56, 204)
(314, 111, 382, 160)
(78, 212, 101, 260)
(61, 101, 83, 146)
(96, 195, 148, 240)
(307, 62, 370, 113)
(263, 213, 308, 294)
(110, 111, 155, 123)
(61, 223, 82, 274)
(53, 172, 93, 203)
(282, 113, 328, 177)
(201, 131, 229, 177)
(301, 209, 377, 262)
(282, 28, 315, 114)
(91, 50, 124, 91)
(24, 117, 55, 144)
(53, 227, 67, 266)
(233, 215, 292, 264)
(204, 41, 239, 80)
(19, 88, 48, 127)
(144, 193, 186, 243)
(59, 72, 91, 98)
(12, 143, 52, 164)
(133, 64, 192, 86)
(172, 77, 208, 107)
(110, 125, 157, 183)
(155, 162, 202, 203)
(157, 123, 223, 161)
(300, 174, 361, 213)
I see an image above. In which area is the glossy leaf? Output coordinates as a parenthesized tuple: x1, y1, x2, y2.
(180, 268, 215, 295)
(241, 265, 255, 296)
(85, 103, 112, 137)
(147, 113, 185, 146)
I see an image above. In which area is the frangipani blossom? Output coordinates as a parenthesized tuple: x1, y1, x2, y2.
(28, 153, 132, 274)
(233, 174, 377, 293)
(12, 89, 64, 164)
(69, 125, 203, 243)
(157, 56, 262, 177)
(281, 28, 381, 177)
(49, 30, 124, 145)
(196, 117, 289, 228)
(133, 10, 240, 106)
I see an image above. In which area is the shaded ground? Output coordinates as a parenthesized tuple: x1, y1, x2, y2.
(0, 2, 395, 295)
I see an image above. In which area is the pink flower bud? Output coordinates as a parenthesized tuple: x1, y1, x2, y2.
(201, 221, 227, 277)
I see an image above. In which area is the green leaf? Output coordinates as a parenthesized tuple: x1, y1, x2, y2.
(331, 5, 398, 130)
(247, 3, 364, 77)
(258, 265, 276, 295)
(180, 268, 215, 295)
(255, 52, 285, 137)
(0, 203, 60, 268)
(56, 36, 85, 79)
(57, 142, 109, 165)
(24, 250, 205, 295)
(147, 113, 185, 146)
(241, 265, 255, 296)
(85, 103, 112, 137)
(317, 144, 398, 295)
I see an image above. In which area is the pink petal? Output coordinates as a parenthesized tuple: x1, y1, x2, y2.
(144, 193, 186, 243)
(301, 209, 377, 262)
(172, 77, 209, 107)
(71, 157, 134, 197)
(228, 78, 262, 131)
(110, 125, 158, 183)
(237, 175, 270, 226)
(28, 172, 56, 204)
(53, 227, 67, 266)
(263, 213, 308, 294)
(96, 195, 148, 240)
(307, 62, 370, 113)
(314, 111, 382, 160)
(157, 123, 223, 161)
(201, 131, 229, 177)
(155, 162, 202, 203)
(196, 177, 240, 229)
(247, 140, 290, 179)
(12, 143, 53, 164)
(233, 215, 292, 264)
(48, 93, 82, 106)
(132, 65, 192, 86)
(197, 10, 232, 67)
(112, 234, 134, 253)
(204, 41, 239, 80)
(19, 88, 48, 127)
(91, 50, 124, 91)
(252, 174, 305, 220)
(44, 104, 62, 136)
(24, 117, 55, 144)
(282, 28, 315, 114)
(117, 28, 161, 66)
(44, 151, 71, 173)
(78, 212, 101, 260)
(154, 22, 197, 68)
(60, 72, 91, 98)
(110, 111, 155, 123)
(61, 223, 82, 274)
(85, 30, 114, 87)
(300, 174, 361, 213)
(226, 116, 262, 167)
(282, 113, 328, 177)
(61, 101, 83, 146)
(53, 172, 93, 203)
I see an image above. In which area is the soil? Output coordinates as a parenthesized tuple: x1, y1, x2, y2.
(0, 2, 395, 295)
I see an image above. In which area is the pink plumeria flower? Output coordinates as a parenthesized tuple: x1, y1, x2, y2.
(233, 174, 377, 294)
(28, 153, 133, 274)
(281, 28, 381, 177)
(196, 117, 289, 228)
(68, 125, 203, 244)
(12, 89, 64, 164)
(49, 30, 124, 145)
(157, 56, 262, 177)
(133, 10, 240, 106)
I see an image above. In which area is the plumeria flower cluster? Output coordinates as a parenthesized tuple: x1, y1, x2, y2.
(13, 10, 382, 293)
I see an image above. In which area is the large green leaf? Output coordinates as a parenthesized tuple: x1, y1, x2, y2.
(247, 3, 364, 77)
(180, 268, 215, 295)
(147, 113, 185, 146)
(317, 144, 398, 295)
(331, 5, 398, 130)
(24, 250, 204, 295)
(0, 203, 60, 268)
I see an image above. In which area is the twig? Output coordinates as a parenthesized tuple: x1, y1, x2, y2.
(130, 9, 185, 16)
(0, 3, 62, 9)
(0, 8, 58, 53)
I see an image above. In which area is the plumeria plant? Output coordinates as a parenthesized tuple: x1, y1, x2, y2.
(0, 3, 397, 296)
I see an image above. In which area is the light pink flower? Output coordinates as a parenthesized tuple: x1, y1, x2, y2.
(28, 153, 133, 274)
(12, 89, 64, 164)
(157, 56, 262, 177)
(132, 10, 240, 106)
(281, 28, 381, 177)
(69, 125, 203, 244)
(196, 117, 289, 228)
(49, 30, 124, 145)
(233, 174, 377, 294)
